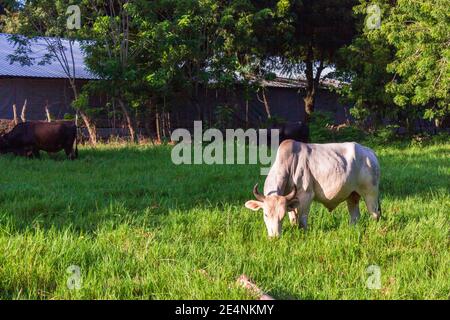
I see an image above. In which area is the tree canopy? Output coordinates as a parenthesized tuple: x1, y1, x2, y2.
(2, 0, 449, 141)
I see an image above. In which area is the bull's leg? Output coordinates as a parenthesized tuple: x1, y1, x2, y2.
(347, 191, 361, 224)
(65, 145, 75, 160)
(32, 148, 40, 159)
(298, 193, 314, 230)
(363, 192, 381, 221)
(288, 209, 298, 226)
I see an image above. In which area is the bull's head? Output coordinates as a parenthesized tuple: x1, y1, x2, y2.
(245, 183, 298, 238)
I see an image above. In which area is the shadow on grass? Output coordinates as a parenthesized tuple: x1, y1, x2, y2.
(0, 145, 261, 234)
(0, 143, 448, 234)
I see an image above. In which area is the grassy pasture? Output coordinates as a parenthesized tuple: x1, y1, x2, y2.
(0, 142, 448, 299)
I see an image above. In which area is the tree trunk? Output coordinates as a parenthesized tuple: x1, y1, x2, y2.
(257, 87, 272, 119)
(118, 99, 137, 143)
(166, 112, 171, 137)
(262, 88, 272, 119)
(79, 110, 97, 145)
(156, 112, 161, 142)
(302, 45, 324, 125)
(303, 93, 315, 123)
(161, 109, 166, 140)
(69, 83, 97, 145)
(144, 110, 155, 145)
(434, 118, 442, 129)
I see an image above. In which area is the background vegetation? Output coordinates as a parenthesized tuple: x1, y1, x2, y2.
(1, 0, 448, 143)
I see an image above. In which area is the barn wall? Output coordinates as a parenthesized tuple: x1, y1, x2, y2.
(0, 77, 351, 134)
(169, 85, 350, 131)
(0, 78, 88, 121)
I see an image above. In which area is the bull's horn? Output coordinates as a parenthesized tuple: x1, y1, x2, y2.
(285, 185, 297, 201)
(253, 183, 266, 202)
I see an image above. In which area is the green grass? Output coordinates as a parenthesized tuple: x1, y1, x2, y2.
(0, 142, 449, 299)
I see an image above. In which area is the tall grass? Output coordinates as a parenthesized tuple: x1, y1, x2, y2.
(0, 142, 448, 299)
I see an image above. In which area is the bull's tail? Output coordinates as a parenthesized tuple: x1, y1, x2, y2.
(378, 196, 382, 219)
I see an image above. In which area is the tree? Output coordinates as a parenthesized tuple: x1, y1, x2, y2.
(80, 0, 140, 142)
(384, 0, 450, 127)
(0, 0, 21, 33)
(79, 1, 241, 141)
(221, 0, 358, 124)
(336, 0, 449, 130)
(334, 0, 396, 129)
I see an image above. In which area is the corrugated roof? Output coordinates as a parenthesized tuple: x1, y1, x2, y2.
(261, 76, 342, 89)
(261, 77, 307, 89)
(0, 33, 97, 80)
(0, 34, 342, 89)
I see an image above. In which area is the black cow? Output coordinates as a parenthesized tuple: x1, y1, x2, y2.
(268, 121, 310, 144)
(0, 121, 78, 160)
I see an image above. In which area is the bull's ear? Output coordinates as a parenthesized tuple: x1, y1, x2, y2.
(287, 198, 300, 211)
(245, 200, 263, 211)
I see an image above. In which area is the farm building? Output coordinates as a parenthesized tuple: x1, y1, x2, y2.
(0, 33, 351, 137)
(0, 33, 96, 121)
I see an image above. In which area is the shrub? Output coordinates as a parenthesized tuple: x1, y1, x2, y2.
(309, 111, 334, 143)
(309, 111, 364, 143)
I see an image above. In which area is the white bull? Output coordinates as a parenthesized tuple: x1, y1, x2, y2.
(245, 140, 381, 237)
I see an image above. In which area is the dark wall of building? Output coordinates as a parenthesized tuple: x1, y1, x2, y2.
(170, 85, 350, 131)
(0, 78, 351, 133)
(0, 78, 87, 120)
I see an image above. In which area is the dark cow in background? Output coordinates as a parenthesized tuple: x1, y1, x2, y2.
(277, 121, 310, 143)
(267, 121, 309, 145)
(0, 121, 78, 160)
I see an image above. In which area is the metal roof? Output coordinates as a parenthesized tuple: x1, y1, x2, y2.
(261, 77, 306, 88)
(261, 76, 342, 89)
(0, 33, 97, 80)
(0, 34, 342, 89)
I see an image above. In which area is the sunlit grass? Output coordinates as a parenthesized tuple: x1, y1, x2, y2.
(0, 142, 448, 299)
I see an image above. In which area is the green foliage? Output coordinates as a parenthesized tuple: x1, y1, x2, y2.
(214, 104, 235, 130)
(263, 115, 286, 128)
(337, 0, 449, 127)
(309, 111, 335, 142)
(335, 1, 396, 127)
(364, 125, 400, 146)
(63, 113, 75, 120)
(384, 0, 450, 121)
(309, 111, 364, 143)
(335, 125, 366, 142)
(71, 91, 89, 111)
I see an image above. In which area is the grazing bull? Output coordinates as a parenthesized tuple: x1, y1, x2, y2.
(245, 140, 381, 237)
(0, 121, 78, 160)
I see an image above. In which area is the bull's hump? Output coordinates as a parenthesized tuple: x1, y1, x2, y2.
(278, 139, 304, 157)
